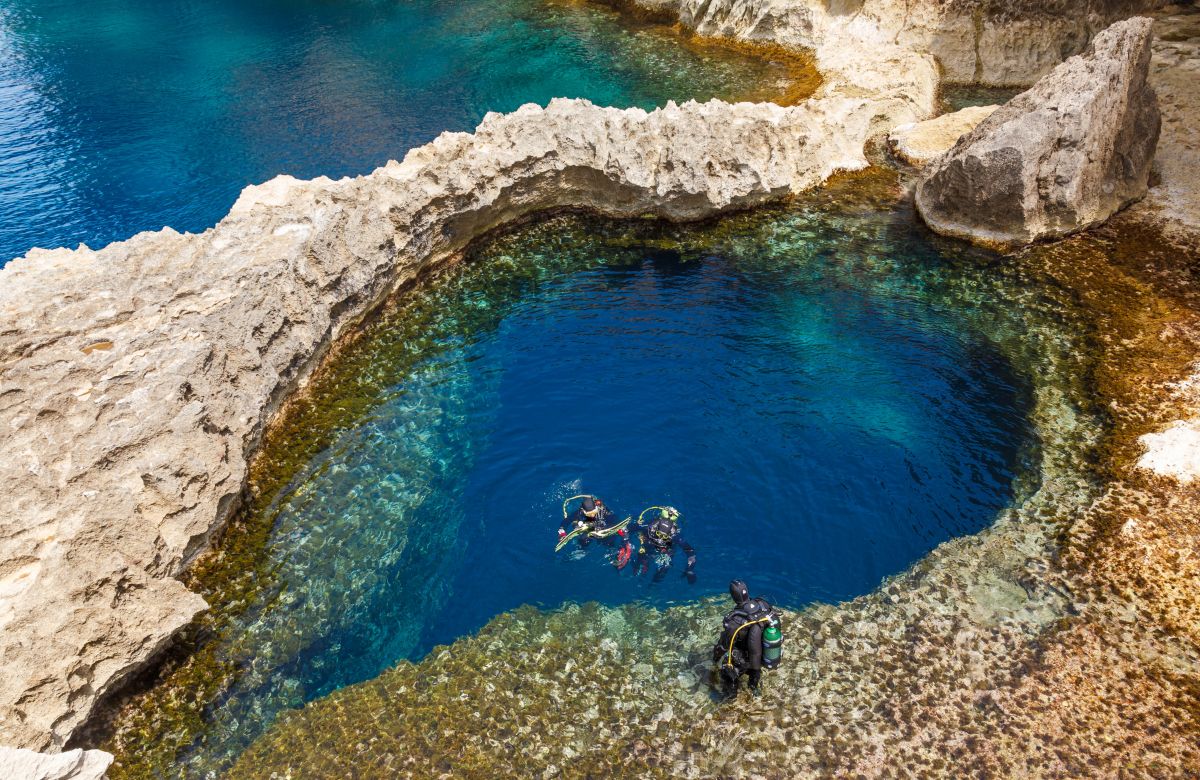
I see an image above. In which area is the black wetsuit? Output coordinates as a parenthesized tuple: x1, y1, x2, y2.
(713, 595, 773, 694)
(560, 503, 625, 549)
(634, 520, 696, 583)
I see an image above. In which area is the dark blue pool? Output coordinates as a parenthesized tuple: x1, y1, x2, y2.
(170, 208, 1038, 773)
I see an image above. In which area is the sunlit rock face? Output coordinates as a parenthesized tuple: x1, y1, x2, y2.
(0, 747, 111, 780)
(888, 105, 999, 166)
(611, 0, 1171, 84)
(915, 17, 1160, 246)
(1130, 9, 1200, 249)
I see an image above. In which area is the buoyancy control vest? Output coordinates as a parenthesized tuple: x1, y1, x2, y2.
(646, 516, 677, 551)
(716, 597, 784, 670)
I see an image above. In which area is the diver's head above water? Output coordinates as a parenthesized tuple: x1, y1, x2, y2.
(729, 579, 750, 606)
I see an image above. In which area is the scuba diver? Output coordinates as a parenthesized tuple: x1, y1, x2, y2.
(712, 579, 784, 697)
(557, 495, 632, 567)
(633, 506, 696, 583)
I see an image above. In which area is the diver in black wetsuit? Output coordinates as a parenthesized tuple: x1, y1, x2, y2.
(633, 507, 696, 583)
(559, 496, 632, 565)
(712, 580, 782, 696)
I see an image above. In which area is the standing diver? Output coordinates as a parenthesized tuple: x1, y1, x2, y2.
(558, 495, 632, 567)
(712, 579, 784, 697)
(633, 506, 696, 583)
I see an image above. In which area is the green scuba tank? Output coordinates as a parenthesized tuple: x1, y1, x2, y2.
(762, 616, 783, 669)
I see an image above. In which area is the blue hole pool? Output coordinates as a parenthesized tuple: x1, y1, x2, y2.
(173, 206, 1039, 772)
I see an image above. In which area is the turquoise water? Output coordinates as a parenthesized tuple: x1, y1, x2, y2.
(0, 0, 792, 264)
(152, 203, 1038, 775)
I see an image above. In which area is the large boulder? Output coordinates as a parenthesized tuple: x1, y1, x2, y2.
(915, 17, 1161, 246)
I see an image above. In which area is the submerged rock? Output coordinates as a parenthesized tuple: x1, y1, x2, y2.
(888, 105, 999, 166)
(914, 17, 1161, 246)
(0, 747, 112, 780)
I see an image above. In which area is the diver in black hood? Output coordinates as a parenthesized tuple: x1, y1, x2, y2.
(712, 579, 783, 696)
(633, 506, 696, 583)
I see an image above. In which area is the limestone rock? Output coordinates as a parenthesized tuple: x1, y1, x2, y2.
(914, 17, 1161, 246)
(611, 0, 1169, 85)
(0, 747, 112, 780)
(888, 105, 999, 165)
(1127, 8, 1200, 249)
(1139, 420, 1200, 483)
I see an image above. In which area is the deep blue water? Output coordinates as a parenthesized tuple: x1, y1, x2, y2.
(171, 209, 1038, 773)
(0, 0, 787, 265)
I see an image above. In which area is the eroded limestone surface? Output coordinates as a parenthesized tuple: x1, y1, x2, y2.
(887, 105, 998, 166)
(1130, 7, 1200, 249)
(0, 747, 112, 780)
(916, 18, 1161, 246)
(613, 0, 1170, 84)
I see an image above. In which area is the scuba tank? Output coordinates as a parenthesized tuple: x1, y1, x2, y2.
(762, 611, 783, 669)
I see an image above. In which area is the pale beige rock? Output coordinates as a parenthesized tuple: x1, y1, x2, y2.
(610, 0, 1169, 85)
(1127, 8, 1200, 248)
(887, 105, 999, 165)
(915, 18, 1161, 246)
(1138, 421, 1200, 482)
(0, 746, 112, 780)
(0, 93, 916, 752)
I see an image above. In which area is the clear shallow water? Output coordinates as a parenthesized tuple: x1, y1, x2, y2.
(137, 203, 1039, 776)
(0, 0, 798, 265)
(941, 84, 1023, 112)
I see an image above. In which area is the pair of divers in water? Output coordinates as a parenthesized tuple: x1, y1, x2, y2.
(556, 494, 696, 582)
(555, 494, 783, 695)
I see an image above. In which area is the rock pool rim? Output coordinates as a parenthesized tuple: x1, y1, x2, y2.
(1, 0, 948, 747)
(89, 166, 1060, 778)
(226, 208, 1200, 778)
(2, 0, 1190, 768)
